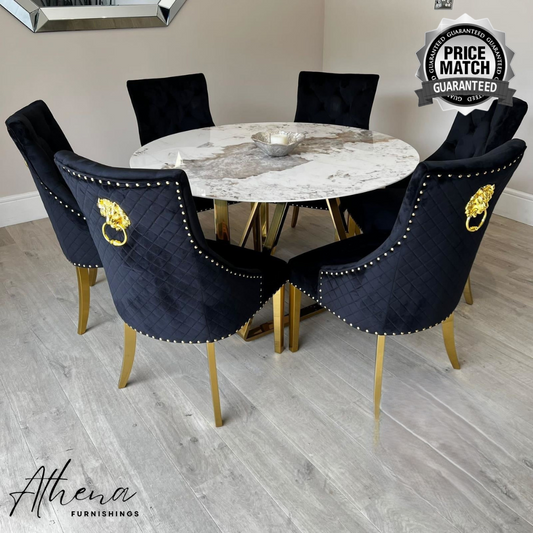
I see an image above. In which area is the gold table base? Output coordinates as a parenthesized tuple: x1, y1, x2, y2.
(210, 199, 346, 342)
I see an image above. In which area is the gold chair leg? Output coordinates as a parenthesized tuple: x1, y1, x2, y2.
(291, 206, 300, 228)
(348, 216, 362, 237)
(207, 342, 223, 427)
(374, 336, 385, 420)
(88, 267, 98, 287)
(261, 203, 269, 239)
(464, 275, 474, 305)
(289, 285, 302, 353)
(118, 324, 137, 388)
(76, 267, 90, 335)
(273, 285, 285, 354)
(442, 314, 461, 369)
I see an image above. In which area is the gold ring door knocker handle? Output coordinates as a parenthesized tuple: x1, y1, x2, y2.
(465, 184, 495, 233)
(97, 198, 131, 247)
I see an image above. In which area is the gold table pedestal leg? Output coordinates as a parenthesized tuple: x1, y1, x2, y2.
(214, 200, 230, 242)
(326, 198, 347, 241)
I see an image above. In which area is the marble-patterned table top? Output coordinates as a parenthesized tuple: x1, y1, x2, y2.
(130, 122, 420, 203)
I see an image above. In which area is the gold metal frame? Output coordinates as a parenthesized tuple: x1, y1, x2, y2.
(235, 201, 345, 342)
(288, 286, 462, 419)
(118, 324, 137, 389)
(374, 336, 385, 419)
(289, 285, 302, 352)
(214, 200, 231, 242)
(464, 276, 474, 305)
(117, 323, 223, 427)
(273, 286, 285, 354)
(291, 206, 300, 228)
(207, 343, 223, 427)
(76, 267, 90, 335)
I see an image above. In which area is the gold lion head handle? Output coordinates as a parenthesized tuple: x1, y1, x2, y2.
(97, 198, 131, 246)
(465, 184, 495, 233)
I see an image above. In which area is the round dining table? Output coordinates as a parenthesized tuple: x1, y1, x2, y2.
(130, 122, 419, 341)
(130, 122, 420, 251)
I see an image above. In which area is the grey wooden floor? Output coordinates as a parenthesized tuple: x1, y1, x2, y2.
(1, 205, 533, 533)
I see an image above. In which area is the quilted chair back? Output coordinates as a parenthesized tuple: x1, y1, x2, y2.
(428, 98, 528, 162)
(319, 139, 527, 335)
(5, 101, 101, 267)
(294, 71, 380, 130)
(54, 151, 264, 343)
(127, 73, 215, 146)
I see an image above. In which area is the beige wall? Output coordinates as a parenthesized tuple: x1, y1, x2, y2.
(324, 0, 533, 195)
(0, 0, 325, 198)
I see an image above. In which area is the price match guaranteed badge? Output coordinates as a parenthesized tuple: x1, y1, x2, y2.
(415, 14, 516, 114)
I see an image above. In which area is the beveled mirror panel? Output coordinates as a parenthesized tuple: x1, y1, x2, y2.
(1, 0, 187, 31)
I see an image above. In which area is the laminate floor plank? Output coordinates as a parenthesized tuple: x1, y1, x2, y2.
(290, 315, 533, 528)
(8, 220, 306, 533)
(217, 326, 533, 532)
(0, 244, 222, 533)
(0, 276, 145, 532)
(1, 208, 532, 533)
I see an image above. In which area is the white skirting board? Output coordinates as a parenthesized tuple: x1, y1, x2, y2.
(1, 187, 533, 228)
(0, 191, 47, 227)
(493, 188, 533, 227)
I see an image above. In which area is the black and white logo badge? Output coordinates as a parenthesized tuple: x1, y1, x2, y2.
(416, 14, 516, 114)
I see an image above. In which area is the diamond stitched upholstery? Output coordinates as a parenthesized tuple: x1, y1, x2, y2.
(290, 71, 380, 211)
(294, 71, 380, 129)
(5, 101, 101, 267)
(127, 73, 223, 214)
(127, 73, 215, 146)
(289, 139, 527, 335)
(342, 98, 528, 233)
(55, 151, 288, 343)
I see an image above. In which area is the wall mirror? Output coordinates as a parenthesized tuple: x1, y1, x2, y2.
(1, 0, 187, 32)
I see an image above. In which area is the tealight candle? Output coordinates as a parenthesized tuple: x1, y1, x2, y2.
(270, 133, 289, 145)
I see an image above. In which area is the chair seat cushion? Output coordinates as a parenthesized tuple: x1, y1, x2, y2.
(341, 188, 406, 235)
(288, 232, 387, 299)
(207, 241, 289, 301)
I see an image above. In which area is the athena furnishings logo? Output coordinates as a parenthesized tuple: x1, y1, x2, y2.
(416, 14, 516, 114)
(9, 459, 138, 519)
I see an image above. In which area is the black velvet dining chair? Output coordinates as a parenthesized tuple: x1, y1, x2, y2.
(290, 71, 380, 228)
(5, 100, 101, 335)
(127, 73, 217, 214)
(288, 139, 527, 419)
(342, 98, 528, 236)
(54, 151, 289, 427)
(341, 98, 528, 304)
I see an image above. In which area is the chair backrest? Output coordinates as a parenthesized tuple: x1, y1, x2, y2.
(5, 100, 100, 267)
(294, 71, 379, 130)
(127, 73, 215, 146)
(428, 98, 528, 161)
(320, 139, 527, 335)
(54, 151, 264, 343)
